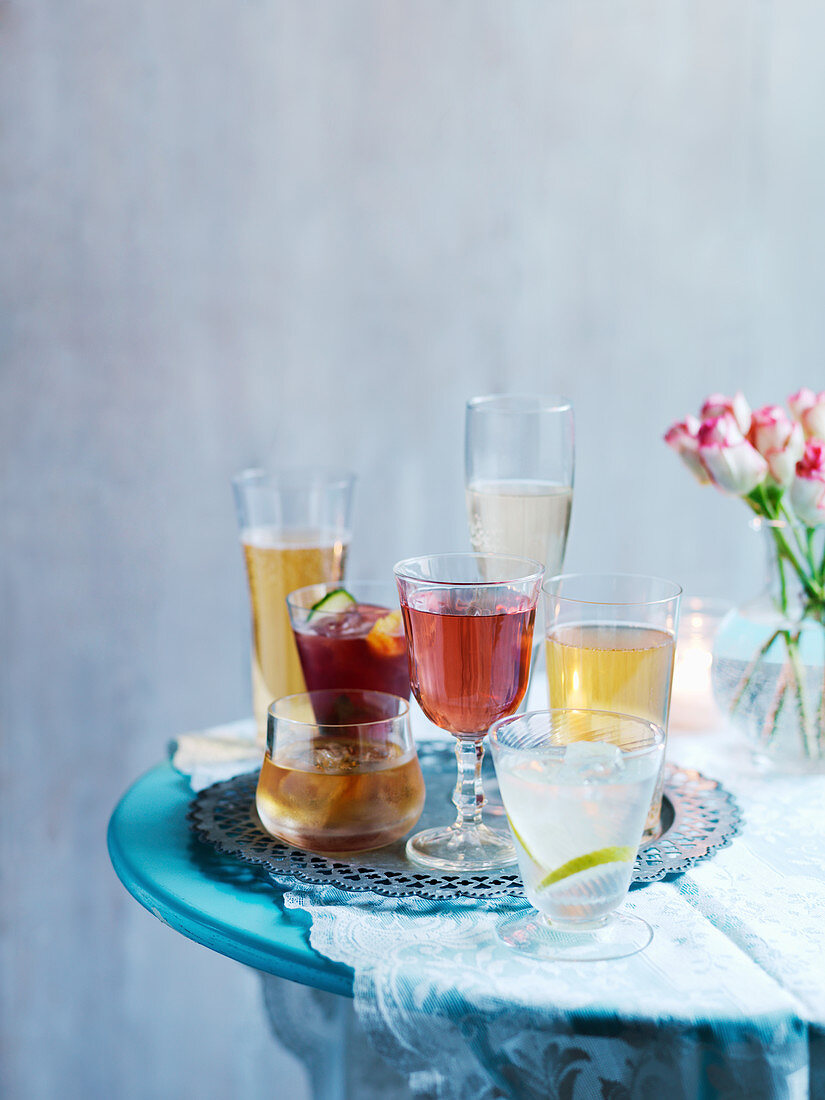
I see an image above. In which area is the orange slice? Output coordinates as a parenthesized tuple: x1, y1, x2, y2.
(366, 610, 406, 657)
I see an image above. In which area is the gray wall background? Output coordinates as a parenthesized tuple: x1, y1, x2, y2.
(2, 1, 824, 1097)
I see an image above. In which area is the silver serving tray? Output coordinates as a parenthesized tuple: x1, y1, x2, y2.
(188, 741, 742, 902)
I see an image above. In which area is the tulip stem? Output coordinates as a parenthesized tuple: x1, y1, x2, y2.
(785, 630, 816, 758)
(730, 628, 782, 717)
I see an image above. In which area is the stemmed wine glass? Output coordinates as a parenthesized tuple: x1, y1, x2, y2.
(489, 708, 664, 961)
(394, 553, 544, 872)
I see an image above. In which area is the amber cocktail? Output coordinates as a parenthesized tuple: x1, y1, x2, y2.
(232, 468, 355, 741)
(255, 689, 424, 854)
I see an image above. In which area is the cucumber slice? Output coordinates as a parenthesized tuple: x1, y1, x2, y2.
(306, 588, 356, 622)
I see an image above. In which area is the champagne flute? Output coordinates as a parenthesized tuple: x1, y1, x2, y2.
(394, 553, 544, 871)
(465, 394, 574, 689)
(465, 394, 574, 811)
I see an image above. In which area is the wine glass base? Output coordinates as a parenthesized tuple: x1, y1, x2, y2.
(406, 824, 517, 872)
(496, 910, 653, 961)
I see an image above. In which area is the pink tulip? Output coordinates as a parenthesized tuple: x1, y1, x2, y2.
(790, 439, 825, 526)
(700, 392, 752, 436)
(788, 388, 825, 440)
(747, 405, 805, 487)
(664, 415, 711, 484)
(696, 413, 768, 495)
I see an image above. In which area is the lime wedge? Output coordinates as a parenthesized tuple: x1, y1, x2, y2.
(505, 813, 543, 866)
(536, 846, 634, 891)
(306, 588, 356, 622)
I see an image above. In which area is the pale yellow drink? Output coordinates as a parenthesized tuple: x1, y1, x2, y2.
(466, 479, 573, 576)
(545, 623, 675, 834)
(242, 527, 349, 739)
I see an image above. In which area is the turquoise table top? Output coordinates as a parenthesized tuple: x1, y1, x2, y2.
(107, 763, 354, 998)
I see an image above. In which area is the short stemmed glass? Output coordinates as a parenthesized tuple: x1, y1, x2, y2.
(490, 708, 664, 961)
(394, 553, 544, 871)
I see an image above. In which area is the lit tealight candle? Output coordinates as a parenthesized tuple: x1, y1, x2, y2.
(669, 597, 731, 732)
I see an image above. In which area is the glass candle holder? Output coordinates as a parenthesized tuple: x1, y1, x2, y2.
(670, 597, 731, 732)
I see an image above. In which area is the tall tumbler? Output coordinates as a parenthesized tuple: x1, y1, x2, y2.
(233, 468, 355, 740)
(543, 573, 681, 837)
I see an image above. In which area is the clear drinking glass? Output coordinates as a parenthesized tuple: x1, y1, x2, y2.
(490, 708, 664, 961)
(256, 689, 425, 854)
(465, 394, 574, 814)
(543, 573, 681, 837)
(286, 581, 410, 699)
(465, 394, 575, 577)
(394, 553, 544, 871)
(232, 468, 355, 741)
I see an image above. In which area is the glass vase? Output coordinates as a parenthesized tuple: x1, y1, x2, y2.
(711, 518, 825, 772)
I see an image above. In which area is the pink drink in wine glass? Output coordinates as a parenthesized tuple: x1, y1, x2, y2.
(402, 589, 534, 735)
(394, 553, 544, 872)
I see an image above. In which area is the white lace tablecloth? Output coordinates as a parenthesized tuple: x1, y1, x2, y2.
(175, 705, 825, 1098)
(280, 723, 825, 1100)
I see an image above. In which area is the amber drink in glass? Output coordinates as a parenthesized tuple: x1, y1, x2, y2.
(255, 689, 424, 854)
(233, 468, 354, 741)
(544, 573, 681, 837)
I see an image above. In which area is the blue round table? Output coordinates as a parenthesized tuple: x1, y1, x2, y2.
(107, 763, 354, 999)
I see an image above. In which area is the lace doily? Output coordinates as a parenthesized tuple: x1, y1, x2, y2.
(187, 741, 741, 900)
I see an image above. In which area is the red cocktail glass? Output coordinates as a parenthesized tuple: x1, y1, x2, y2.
(287, 581, 410, 699)
(394, 553, 544, 871)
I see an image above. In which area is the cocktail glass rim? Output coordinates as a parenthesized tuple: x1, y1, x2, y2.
(489, 706, 666, 760)
(466, 393, 573, 415)
(232, 466, 356, 491)
(394, 551, 544, 587)
(269, 688, 410, 729)
(543, 571, 683, 608)
(286, 579, 401, 613)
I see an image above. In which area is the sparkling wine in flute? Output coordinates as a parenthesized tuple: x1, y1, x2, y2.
(466, 479, 573, 578)
(242, 526, 349, 731)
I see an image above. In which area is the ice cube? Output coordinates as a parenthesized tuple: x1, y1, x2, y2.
(558, 740, 625, 783)
(313, 742, 360, 772)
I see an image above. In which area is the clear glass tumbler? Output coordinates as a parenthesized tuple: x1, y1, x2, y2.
(256, 689, 424, 854)
(490, 708, 664, 961)
(543, 572, 681, 837)
(286, 580, 409, 699)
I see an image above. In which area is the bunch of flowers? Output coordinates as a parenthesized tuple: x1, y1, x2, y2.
(665, 389, 825, 755)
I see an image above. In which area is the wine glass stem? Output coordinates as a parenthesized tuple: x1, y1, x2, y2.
(452, 738, 485, 828)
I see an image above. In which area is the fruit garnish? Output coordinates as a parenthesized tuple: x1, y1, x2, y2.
(536, 846, 634, 890)
(505, 813, 543, 866)
(306, 588, 356, 622)
(366, 610, 406, 657)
